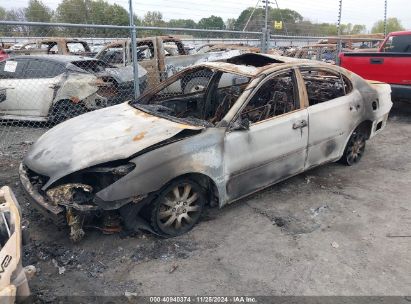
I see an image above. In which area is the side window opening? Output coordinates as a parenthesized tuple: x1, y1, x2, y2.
(100, 46, 124, 65)
(163, 40, 186, 56)
(67, 42, 86, 53)
(24, 60, 65, 78)
(136, 41, 155, 61)
(300, 69, 347, 106)
(241, 70, 298, 124)
(0, 59, 27, 79)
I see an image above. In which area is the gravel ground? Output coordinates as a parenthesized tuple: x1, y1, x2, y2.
(0, 102, 410, 302)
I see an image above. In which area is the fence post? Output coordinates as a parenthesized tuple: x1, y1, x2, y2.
(128, 0, 140, 100)
(384, 0, 388, 37)
(336, 0, 343, 64)
(261, 28, 269, 53)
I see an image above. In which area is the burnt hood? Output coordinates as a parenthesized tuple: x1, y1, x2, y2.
(24, 102, 202, 189)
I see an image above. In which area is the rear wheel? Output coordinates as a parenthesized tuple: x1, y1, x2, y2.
(149, 178, 206, 237)
(340, 131, 366, 166)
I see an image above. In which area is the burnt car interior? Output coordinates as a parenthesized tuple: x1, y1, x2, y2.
(136, 41, 155, 61)
(241, 70, 299, 124)
(300, 69, 352, 105)
(137, 67, 251, 126)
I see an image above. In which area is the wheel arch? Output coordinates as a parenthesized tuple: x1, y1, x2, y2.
(338, 119, 373, 159)
(162, 172, 220, 207)
(355, 120, 373, 140)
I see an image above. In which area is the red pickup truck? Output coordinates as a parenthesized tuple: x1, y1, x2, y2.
(339, 31, 411, 101)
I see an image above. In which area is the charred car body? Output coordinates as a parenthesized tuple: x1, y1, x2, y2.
(0, 55, 147, 123)
(20, 53, 392, 240)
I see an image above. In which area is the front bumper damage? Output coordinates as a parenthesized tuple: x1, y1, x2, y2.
(19, 164, 102, 242)
(0, 186, 35, 302)
(19, 164, 146, 241)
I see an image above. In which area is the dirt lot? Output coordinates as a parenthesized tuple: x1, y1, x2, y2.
(0, 103, 410, 302)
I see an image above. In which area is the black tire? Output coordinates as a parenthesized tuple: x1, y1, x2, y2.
(49, 100, 85, 124)
(148, 178, 206, 237)
(339, 131, 367, 166)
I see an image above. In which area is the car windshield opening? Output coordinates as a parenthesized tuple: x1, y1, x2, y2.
(132, 67, 251, 127)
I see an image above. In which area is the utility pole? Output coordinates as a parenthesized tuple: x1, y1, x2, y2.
(384, 0, 388, 37)
(128, 0, 140, 100)
(261, 0, 270, 53)
(336, 0, 343, 63)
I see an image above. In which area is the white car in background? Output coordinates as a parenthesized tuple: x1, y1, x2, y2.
(0, 55, 147, 123)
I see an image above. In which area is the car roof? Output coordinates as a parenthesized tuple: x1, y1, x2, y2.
(389, 31, 411, 36)
(9, 55, 97, 64)
(199, 53, 311, 77)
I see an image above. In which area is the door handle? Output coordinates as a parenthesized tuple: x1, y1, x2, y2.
(293, 120, 307, 129)
(370, 58, 384, 64)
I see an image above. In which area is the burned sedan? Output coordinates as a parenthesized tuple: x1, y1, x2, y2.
(0, 55, 147, 123)
(19, 53, 392, 240)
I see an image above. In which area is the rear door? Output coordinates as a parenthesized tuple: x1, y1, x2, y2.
(298, 67, 363, 169)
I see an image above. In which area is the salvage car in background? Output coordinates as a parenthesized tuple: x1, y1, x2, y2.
(20, 53, 392, 241)
(0, 55, 147, 123)
(196, 43, 260, 54)
(0, 186, 35, 301)
(96, 36, 247, 90)
(6, 38, 95, 57)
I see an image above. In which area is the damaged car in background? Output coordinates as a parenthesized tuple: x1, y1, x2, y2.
(19, 53, 392, 241)
(0, 55, 147, 123)
(0, 186, 35, 301)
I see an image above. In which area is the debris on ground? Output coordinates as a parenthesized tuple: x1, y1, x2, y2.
(51, 259, 66, 275)
(311, 205, 328, 217)
(169, 264, 179, 273)
(331, 241, 340, 249)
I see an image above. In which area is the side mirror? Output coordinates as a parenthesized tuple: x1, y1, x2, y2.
(231, 117, 250, 131)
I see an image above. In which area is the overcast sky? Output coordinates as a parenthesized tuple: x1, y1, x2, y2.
(5, 0, 411, 30)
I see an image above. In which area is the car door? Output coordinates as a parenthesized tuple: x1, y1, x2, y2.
(0, 58, 28, 116)
(224, 68, 309, 202)
(298, 67, 363, 169)
(10, 59, 64, 118)
(135, 39, 160, 88)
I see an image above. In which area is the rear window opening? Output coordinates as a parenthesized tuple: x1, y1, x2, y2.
(71, 60, 107, 73)
(226, 53, 283, 67)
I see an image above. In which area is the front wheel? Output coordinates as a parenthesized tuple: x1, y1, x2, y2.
(149, 179, 206, 237)
(340, 131, 366, 166)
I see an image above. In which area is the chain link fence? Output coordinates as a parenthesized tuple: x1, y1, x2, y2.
(0, 21, 263, 151)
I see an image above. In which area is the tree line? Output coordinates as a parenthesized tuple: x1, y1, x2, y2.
(0, 0, 406, 38)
